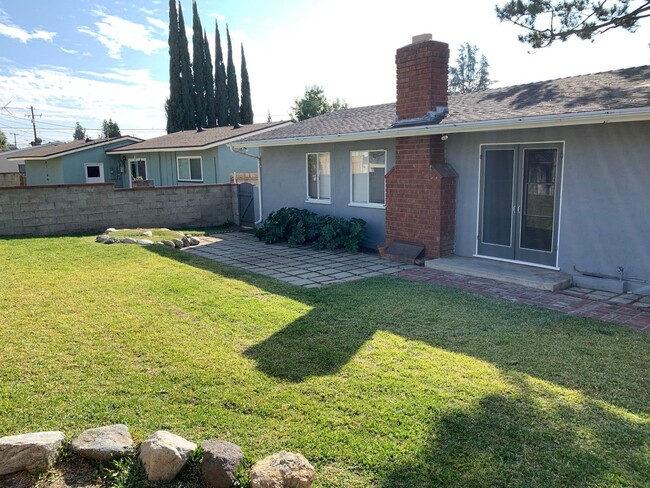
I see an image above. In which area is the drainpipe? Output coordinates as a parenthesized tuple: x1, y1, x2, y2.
(229, 145, 263, 225)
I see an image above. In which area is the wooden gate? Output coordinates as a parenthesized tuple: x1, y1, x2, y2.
(238, 182, 255, 227)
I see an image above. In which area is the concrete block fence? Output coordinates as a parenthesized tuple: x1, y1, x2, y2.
(0, 183, 240, 237)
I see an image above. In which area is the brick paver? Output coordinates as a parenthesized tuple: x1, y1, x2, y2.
(398, 267, 650, 332)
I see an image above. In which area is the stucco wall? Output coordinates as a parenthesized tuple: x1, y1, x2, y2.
(0, 183, 238, 237)
(260, 139, 395, 249)
(446, 121, 650, 283)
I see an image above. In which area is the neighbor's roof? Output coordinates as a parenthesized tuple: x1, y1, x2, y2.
(107, 121, 291, 153)
(8, 136, 142, 161)
(236, 65, 650, 146)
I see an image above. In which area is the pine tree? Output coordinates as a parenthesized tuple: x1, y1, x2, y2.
(225, 26, 240, 126)
(214, 21, 228, 127)
(204, 30, 216, 128)
(191, 1, 206, 128)
(448, 43, 492, 94)
(73, 122, 86, 140)
(166, 0, 183, 133)
(239, 43, 253, 124)
(178, 3, 196, 130)
(102, 119, 121, 138)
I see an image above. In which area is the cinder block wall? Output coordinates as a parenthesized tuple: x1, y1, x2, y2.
(0, 183, 239, 237)
(0, 173, 22, 187)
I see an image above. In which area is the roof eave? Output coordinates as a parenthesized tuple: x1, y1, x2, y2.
(107, 121, 294, 155)
(8, 136, 142, 161)
(229, 107, 650, 148)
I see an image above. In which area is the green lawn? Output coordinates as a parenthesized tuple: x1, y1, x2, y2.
(0, 236, 648, 487)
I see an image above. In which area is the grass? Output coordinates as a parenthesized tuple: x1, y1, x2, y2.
(0, 235, 648, 487)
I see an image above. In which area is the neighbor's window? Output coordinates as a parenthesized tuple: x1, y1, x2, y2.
(129, 159, 147, 180)
(177, 157, 203, 181)
(351, 150, 386, 205)
(306, 152, 331, 202)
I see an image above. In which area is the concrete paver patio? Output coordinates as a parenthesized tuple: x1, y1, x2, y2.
(186, 232, 414, 288)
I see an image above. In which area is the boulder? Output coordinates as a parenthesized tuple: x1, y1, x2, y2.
(202, 440, 243, 488)
(96, 234, 109, 243)
(0, 431, 65, 476)
(161, 240, 176, 248)
(105, 228, 117, 233)
(172, 239, 184, 249)
(142, 230, 153, 237)
(137, 239, 154, 246)
(189, 236, 201, 246)
(70, 424, 133, 462)
(181, 236, 191, 248)
(121, 238, 136, 244)
(104, 237, 119, 244)
(139, 431, 196, 482)
(250, 451, 314, 488)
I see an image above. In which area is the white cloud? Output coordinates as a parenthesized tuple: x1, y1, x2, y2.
(208, 12, 226, 21)
(78, 9, 167, 59)
(60, 47, 78, 55)
(147, 17, 167, 33)
(0, 21, 56, 43)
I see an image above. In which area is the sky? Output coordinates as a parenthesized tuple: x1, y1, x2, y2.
(0, 0, 648, 148)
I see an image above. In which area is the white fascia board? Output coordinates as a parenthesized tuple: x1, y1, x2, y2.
(10, 136, 142, 161)
(109, 122, 294, 155)
(229, 107, 650, 148)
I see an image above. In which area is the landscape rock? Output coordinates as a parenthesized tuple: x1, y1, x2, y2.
(96, 234, 109, 243)
(121, 238, 136, 244)
(181, 236, 191, 248)
(105, 228, 116, 233)
(137, 239, 154, 246)
(202, 440, 243, 488)
(104, 237, 119, 244)
(172, 238, 184, 249)
(250, 451, 314, 488)
(70, 424, 133, 462)
(139, 430, 196, 482)
(189, 236, 201, 246)
(161, 240, 176, 248)
(0, 431, 65, 476)
(155, 241, 164, 246)
(142, 230, 153, 237)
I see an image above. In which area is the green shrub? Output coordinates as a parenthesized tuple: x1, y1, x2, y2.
(255, 207, 366, 251)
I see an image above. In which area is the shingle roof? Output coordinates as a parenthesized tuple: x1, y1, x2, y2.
(241, 65, 650, 142)
(9, 136, 140, 160)
(107, 121, 290, 152)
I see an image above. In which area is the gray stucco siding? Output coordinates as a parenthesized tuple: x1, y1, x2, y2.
(260, 139, 395, 249)
(446, 121, 650, 284)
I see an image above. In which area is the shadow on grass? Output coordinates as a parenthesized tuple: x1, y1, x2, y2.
(145, 241, 649, 416)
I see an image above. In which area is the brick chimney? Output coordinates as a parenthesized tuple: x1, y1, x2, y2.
(384, 34, 457, 259)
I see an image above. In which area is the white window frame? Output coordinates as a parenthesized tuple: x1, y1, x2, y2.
(84, 163, 104, 183)
(177, 156, 203, 182)
(305, 152, 331, 204)
(129, 158, 147, 181)
(349, 149, 387, 208)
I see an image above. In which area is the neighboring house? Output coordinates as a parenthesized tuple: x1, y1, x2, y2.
(9, 137, 142, 187)
(105, 122, 290, 188)
(232, 34, 650, 292)
(0, 146, 43, 186)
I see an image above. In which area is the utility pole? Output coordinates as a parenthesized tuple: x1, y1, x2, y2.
(11, 132, 18, 149)
(26, 106, 41, 145)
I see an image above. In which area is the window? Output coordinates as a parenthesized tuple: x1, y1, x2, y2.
(350, 150, 386, 206)
(177, 157, 203, 182)
(129, 159, 147, 180)
(306, 152, 330, 202)
(86, 165, 101, 178)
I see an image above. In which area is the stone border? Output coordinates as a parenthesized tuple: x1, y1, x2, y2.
(0, 426, 315, 487)
(95, 228, 202, 248)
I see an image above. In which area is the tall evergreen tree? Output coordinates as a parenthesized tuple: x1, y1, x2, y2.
(73, 122, 86, 140)
(204, 30, 216, 127)
(178, 4, 195, 130)
(166, 0, 183, 133)
(191, 1, 206, 128)
(214, 21, 228, 127)
(225, 26, 240, 126)
(239, 43, 253, 124)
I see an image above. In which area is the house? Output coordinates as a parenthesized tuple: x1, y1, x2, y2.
(105, 122, 290, 188)
(0, 147, 31, 186)
(231, 34, 650, 293)
(9, 137, 141, 187)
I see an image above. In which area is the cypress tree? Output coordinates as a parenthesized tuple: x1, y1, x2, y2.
(204, 30, 216, 127)
(178, 4, 195, 130)
(214, 21, 228, 127)
(239, 43, 253, 124)
(225, 25, 240, 126)
(191, 1, 206, 128)
(166, 0, 183, 133)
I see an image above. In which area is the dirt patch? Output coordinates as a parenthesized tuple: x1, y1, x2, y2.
(0, 458, 104, 488)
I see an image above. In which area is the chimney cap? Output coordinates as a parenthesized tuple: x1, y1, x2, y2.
(412, 33, 433, 44)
